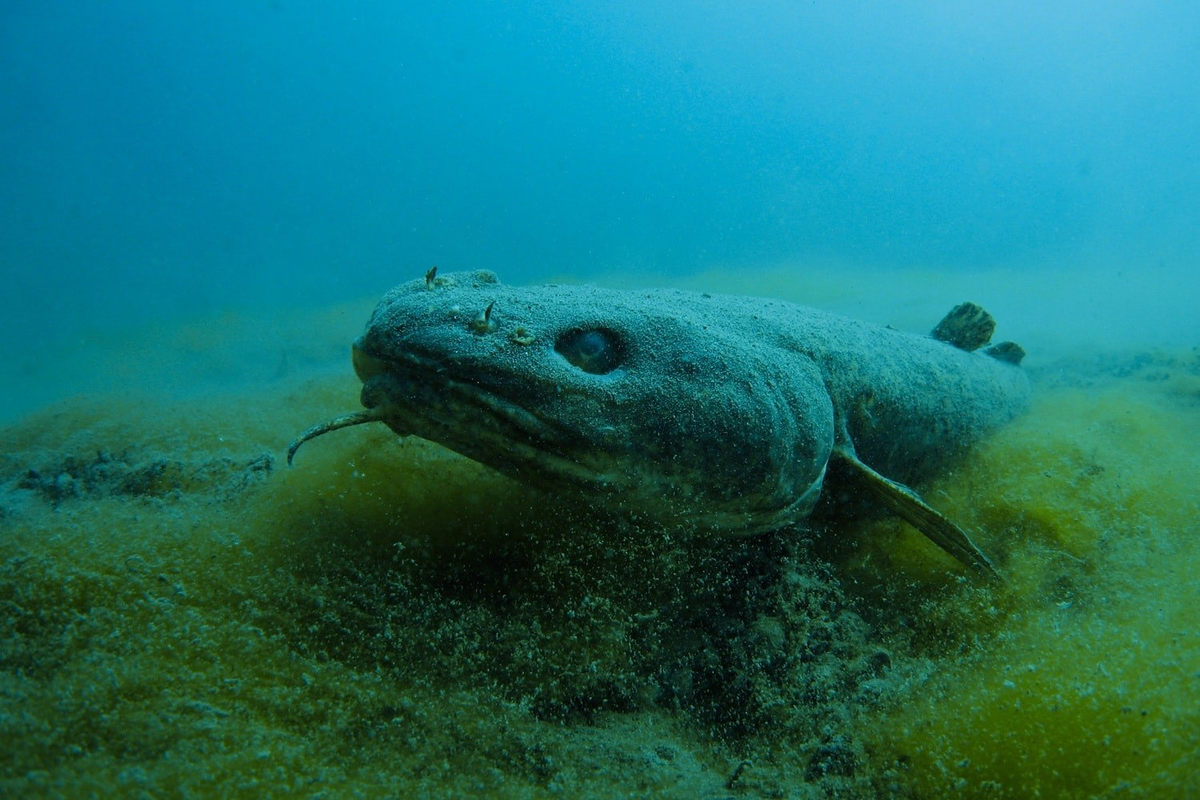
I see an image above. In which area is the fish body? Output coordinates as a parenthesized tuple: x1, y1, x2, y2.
(292, 270, 1030, 574)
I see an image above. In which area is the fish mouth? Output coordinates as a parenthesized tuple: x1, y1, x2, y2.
(348, 338, 610, 487)
(353, 338, 563, 443)
(352, 338, 394, 385)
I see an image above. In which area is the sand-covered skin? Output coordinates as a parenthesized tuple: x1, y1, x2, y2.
(340, 270, 1027, 540)
(1, 273, 1197, 796)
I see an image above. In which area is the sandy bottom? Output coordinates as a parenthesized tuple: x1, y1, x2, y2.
(1, 265, 1197, 796)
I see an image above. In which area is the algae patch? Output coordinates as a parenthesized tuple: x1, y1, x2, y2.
(838, 350, 1200, 797)
(1, 342, 1198, 796)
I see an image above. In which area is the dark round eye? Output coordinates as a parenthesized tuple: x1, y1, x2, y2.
(555, 329, 622, 374)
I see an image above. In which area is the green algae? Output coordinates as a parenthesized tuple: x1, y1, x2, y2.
(1, 305, 1197, 797)
(843, 352, 1200, 797)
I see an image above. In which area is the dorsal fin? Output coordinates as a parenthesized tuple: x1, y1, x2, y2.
(984, 341, 1026, 366)
(931, 302, 995, 351)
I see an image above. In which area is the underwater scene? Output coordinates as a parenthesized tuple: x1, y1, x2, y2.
(2, 2, 1197, 797)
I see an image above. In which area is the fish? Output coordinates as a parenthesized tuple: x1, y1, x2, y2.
(289, 269, 1030, 578)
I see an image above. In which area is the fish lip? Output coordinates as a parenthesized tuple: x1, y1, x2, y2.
(352, 337, 390, 384)
(351, 339, 576, 450)
(350, 339, 623, 489)
(352, 355, 615, 490)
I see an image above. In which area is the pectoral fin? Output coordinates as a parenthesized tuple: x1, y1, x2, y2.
(830, 447, 999, 579)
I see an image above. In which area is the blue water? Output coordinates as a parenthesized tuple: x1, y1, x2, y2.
(2, 1, 1197, 353)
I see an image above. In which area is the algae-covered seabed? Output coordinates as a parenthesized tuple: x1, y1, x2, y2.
(2, 268, 1197, 797)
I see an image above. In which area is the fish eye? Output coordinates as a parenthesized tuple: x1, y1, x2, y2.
(555, 329, 622, 374)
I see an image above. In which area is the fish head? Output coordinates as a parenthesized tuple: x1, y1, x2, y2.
(339, 270, 835, 533)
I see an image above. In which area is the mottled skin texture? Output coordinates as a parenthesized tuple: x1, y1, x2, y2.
(336, 270, 1030, 539)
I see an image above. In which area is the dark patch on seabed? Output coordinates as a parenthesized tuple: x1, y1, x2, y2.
(1, 348, 1198, 797)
